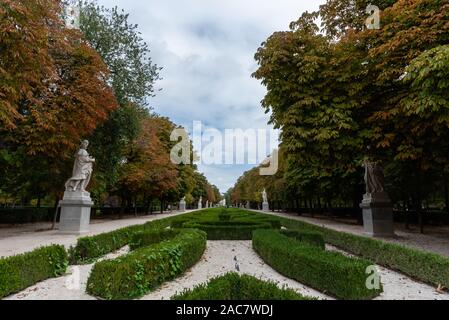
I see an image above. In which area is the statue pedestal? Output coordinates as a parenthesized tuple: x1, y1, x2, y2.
(59, 191, 93, 234)
(262, 202, 269, 212)
(179, 200, 186, 212)
(198, 203, 202, 210)
(360, 193, 395, 238)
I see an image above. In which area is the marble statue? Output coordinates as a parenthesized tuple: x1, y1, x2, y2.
(262, 189, 268, 203)
(363, 159, 385, 195)
(65, 140, 95, 192)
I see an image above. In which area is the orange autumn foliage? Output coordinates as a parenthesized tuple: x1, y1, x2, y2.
(0, 0, 117, 159)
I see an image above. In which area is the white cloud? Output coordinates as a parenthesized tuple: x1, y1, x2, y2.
(96, 0, 325, 193)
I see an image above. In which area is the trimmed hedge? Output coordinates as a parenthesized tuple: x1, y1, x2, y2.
(86, 228, 207, 300)
(69, 224, 144, 264)
(183, 221, 273, 240)
(280, 229, 325, 250)
(172, 272, 313, 300)
(252, 229, 382, 300)
(130, 228, 180, 251)
(0, 245, 68, 298)
(280, 218, 449, 289)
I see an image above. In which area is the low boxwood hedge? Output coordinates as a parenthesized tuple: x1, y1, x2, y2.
(86, 228, 207, 300)
(69, 216, 182, 264)
(172, 272, 313, 300)
(69, 224, 145, 264)
(280, 229, 325, 250)
(280, 218, 449, 289)
(252, 229, 382, 300)
(182, 221, 273, 240)
(0, 245, 68, 298)
(130, 228, 180, 251)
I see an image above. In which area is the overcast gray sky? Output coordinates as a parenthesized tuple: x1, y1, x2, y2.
(97, 0, 326, 193)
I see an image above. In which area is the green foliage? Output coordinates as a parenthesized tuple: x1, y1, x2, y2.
(69, 224, 144, 264)
(79, 1, 160, 106)
(281, 217, 449, 289)
(130, 228, 180, 251)
(0, 245, 68, 298)
(280, 229, 325, 250)
(172, 272, 314, 300)
(183, 221, 273, 240)
(252, 229, 382, 300)
(86, 228, 207, 300)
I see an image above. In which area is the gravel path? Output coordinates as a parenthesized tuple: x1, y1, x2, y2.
(141, 241, 330, 300)
(0, 210, 194, 257)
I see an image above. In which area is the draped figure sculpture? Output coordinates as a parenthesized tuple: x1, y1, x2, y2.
(65, 140, 96, 192)
(363, 158, 385, 195)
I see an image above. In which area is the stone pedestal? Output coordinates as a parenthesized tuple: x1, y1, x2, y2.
(59, 191, 93, 234)
(198, 202, 202, 209)
(179, 200, 186, 212)
(360, 193, 395, 238)
(262, 202, 269, 212)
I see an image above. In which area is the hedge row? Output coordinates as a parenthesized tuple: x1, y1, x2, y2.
(252, 229, 382, 300)
(0, 245, 68, 298)
(280, 217, 449, 289)
(69, 224, 145, 264)
(280, 229, 325, 250)
(86, 228, 207, 300)
(69, 217, 179, 264)
(172, 272, 313, 300)
(130, 228, 180, 251)
(182, 221, 273, 240)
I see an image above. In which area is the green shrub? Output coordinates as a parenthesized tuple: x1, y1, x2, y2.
(280, 229, 325, 250)
(252, 229, 382, 300)
(69, 224, 144, 264)
(69, 215, 186, 264)
(280, 218, 449, 289)
(183, 221, 273, 240)
(130, 228, 180, 250)
(86, 228, 207, 300)
(172, 272, 314, 300)
(0, 245, 68, 298)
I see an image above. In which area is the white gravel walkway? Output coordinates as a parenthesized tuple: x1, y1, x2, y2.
(141, 241, 330, 300)
(0, 210, 195, 257)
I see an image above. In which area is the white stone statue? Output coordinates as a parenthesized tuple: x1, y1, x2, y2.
(65, 140, 96, 192)
(262, 189, 268, 203)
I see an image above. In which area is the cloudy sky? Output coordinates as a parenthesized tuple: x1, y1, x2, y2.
(97, 0, 325, 193)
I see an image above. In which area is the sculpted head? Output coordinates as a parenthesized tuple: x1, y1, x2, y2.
(81, 140, 89, 149)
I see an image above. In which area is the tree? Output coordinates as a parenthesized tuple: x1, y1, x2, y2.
(0, 0, 117, 203)
(78, 0, 161, 195)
